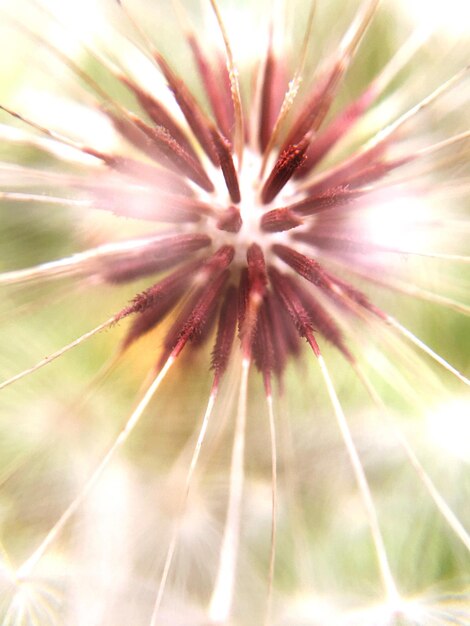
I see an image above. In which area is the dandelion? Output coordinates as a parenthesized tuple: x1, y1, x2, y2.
(0, 0, 469, 624)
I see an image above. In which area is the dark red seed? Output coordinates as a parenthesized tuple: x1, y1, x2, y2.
(282, 60, 344, 149)
(217, 52, 235, 136)
(297, 288, 354, 362)
(216, 206, 243, 233)
(190, 301, 219, 349)
(258, 50, 275, 152)
(119, 75, 197, 157)
(293, 232, 372, 256)
(152, 246, 236, 362)
(82, 149, 193, 196)
(321, 272, 388, 321)
(268, 267, 320, 356)
(188, 33, 234, 140)
(129, 116, 215, 192)
(260, 208, 303, 232)
(89, 185, 202, 224)
(247, 243, 268, 299)
(295, 86, 376, 178)
(305, 144, 388, 197)
(342, 156, 412, 189)
(237, 256, 266, 358)
(272, 243, 387, 321)
(157, 194, 216, 218)
(284, 186, 363, 217)
(272, 244, 331, 290)
(121, 279, 188, 349)
(258, 48, 287, 153)
(210, 128, 241, 203)
(101, 233, 211, 284)
(203, 245, 236, 275)
(268, 268, 313, 336)
(237, 244, 269, 353)
(265, 291, 300, 377)
(261, 138, 309, 204)
(211, 285, 238, 383)
(105, 109, 167, 164)
(237, 268, 249, 337)
(253, 301, 275, 392)
(154, 51, 219, 164)
(168, 269, 231, 358)
(117, 259, 203, 320)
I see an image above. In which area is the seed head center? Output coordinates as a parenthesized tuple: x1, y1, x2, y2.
(202, 149, 297, 266)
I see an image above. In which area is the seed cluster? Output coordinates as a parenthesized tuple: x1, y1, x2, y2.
(1, 1, 467, 400)
(76, 2, 413, 394)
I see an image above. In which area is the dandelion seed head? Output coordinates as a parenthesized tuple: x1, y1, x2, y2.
(0, 0, 469, 623)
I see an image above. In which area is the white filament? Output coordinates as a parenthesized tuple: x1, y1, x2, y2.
(265, 393, 278, 626)
(151, 389, 218, 623)
(388, 317, 470, 386)
(355, 363, 470, 553)
(317, 355, 400, 603)
(209, 357, 250, 622)
(15, 356, 175, 579)
(0, 316, 117, 391)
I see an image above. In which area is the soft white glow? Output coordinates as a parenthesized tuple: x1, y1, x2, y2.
(12, 90, 118, 152)
(281, 594, 340, 624)
(204, 4, 267, 68)
(398, 0, 470, 38)
(427, 398, 470, 463)
(363, 192, 434, 253)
